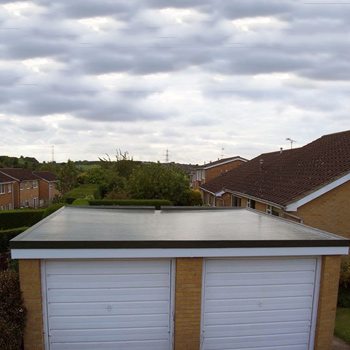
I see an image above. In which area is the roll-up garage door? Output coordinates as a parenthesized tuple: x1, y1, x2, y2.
(43, 259, 174, 350)
(201, 257, 319, 350)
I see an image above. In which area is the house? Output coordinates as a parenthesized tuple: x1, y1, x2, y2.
(0, 173, 15, 210)
(192, 156, 248, 189)
(33, 171, 59, 206)
(0, 168, 40, 209)
(201, 130, 350, 238)
(11, 206, 349, 350)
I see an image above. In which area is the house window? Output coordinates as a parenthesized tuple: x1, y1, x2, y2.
(20, 182, 24, 190)
(33, 181, 38, 188)
(27, 181, 31, 189)
(0, 184, 5, 194)
(267, 205, 280, 216)
(232, 196, 241, 207)
(247, 199, 256, 209)
(8, 184, 11, 193)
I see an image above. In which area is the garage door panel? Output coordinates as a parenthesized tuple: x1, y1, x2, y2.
(47, 287, 170, 303)
(205, 283, 314, 299)
(51, 339, 169, 350)
(205, 296, 313, 312)
(49, 314, 170, 330)
(203, 333, 309, 350)
(206, 258, 316, 273)
(45, 259, 173, 350)
(47, 273, 170, 289)
(46, 260, 170, 275)
(50, 327, 170, 342)
(204, 321, 311, 337)
(202, 258, 318, 350)
(204, 309, 312, 326)
(49, 300, 170, 316)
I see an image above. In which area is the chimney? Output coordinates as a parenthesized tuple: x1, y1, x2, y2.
(280, 147, 283, 154)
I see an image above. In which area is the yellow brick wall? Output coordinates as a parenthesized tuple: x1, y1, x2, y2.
(255, 201, 267, 212)
(19, 260, 45, 350)
(297, 180, 350, 238)
(174, 258, 203, 350)
(315, 256, 342, 350)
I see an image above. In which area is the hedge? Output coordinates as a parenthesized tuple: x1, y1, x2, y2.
(0, 210, 45, 230)
(88, 199, 172, 209)
(0, 227, 28, 253)
(0, 270, 26, 350)
(72, 199, 89, 206)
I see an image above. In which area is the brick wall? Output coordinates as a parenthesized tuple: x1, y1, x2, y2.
(19, 260, 45, 350)
(297, 180, 350, 238)
(0, 183, 14, 210)
(205, 160, 245, 184)
(19, 181, 40, 208)
(315, 256, 342, 350)
(174, 258, 203, 350)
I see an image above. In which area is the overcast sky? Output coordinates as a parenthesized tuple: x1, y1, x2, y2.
(0, 0, 349, 163)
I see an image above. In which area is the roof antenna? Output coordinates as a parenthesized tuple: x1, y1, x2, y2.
(165, 149, 169, 163)
(286, 138, 296, 149)
(220, 147, 225, 159)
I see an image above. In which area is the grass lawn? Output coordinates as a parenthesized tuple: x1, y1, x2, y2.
(335, 308, 350, 343)
(65, 184, 99, 199)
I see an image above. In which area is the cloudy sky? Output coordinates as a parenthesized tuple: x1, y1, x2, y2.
(0, 0, 349, 163)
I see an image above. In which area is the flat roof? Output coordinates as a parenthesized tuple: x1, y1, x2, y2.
(10, 206, 349, 249)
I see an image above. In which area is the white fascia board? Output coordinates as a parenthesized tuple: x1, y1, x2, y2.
(11, 246, 349, 259)
(286, 172, 350, 211)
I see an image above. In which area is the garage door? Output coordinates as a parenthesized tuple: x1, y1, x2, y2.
(42, 259, 174, 350)
(201, 257, 319, 350)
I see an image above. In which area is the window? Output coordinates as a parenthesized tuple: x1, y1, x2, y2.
(8, 184, 11, 193)
(20, 182, 24, 190)
(247, 199, 256, 209)
(0, 184, 5, 194)
(33, 181, 38, 188)
(267, 205, 280, 216)
(232, 196, 241, 207)
(27, 181, 31, 189)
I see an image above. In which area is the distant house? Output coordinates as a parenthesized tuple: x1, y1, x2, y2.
(0, 168, 40, 209)
(0, 173, 14, 210)
(192, 156, 248, 189)
(201, 130, 350, 238)
(33, 171, 60, 206)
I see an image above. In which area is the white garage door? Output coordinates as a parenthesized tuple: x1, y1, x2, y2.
(42, 259, 174, 350)
(201, 257, 319, 350)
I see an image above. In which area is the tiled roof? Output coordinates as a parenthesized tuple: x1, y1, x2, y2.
(198, 156, 248, 169)
(0, 168, 39, 181)
(33, 171, 58, 182)
(201, 130, 350, 206)
(0, 172, 14, 183)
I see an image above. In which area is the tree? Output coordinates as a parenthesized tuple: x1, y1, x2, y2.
(128, 163, 190, 205)
(58, 160, 79, 194)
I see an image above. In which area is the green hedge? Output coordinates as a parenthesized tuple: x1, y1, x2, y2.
(88, 199, 172, 209)
(0, 210, 45, 230)
(72, 199, 89, 206)
(0, 227, 28, 253)
(0, 270, 26, 350)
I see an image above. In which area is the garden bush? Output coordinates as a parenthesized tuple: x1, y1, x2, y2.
(43, 204, 64, 218)
(0, 227, 28, 253)
(0, 270, 26, 350)
(89, 199, 172, 209)
(72, 199, 89, 206)
(0, 210, 45, 230)
(338, 256, 350, 307)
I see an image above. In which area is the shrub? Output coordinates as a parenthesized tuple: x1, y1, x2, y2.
(0, 228, 28, 254)
(89, 199, 172, 209)
(0, 270, 26, 350)
(0, 210, 45, 230)
(64, 184, 100, 203)
(72, 199, 89, 206)
(338, 256, 350, 307)
(184, 189, 203, 206)
(43, 204, 64, 218)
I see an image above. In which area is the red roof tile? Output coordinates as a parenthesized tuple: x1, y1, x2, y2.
(0, 172, 14, 183)
(0, 168, 39, 181)
(201, 130, 350, 206)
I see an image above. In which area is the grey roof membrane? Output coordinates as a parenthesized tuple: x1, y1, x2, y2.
(11, 206, 350, 249)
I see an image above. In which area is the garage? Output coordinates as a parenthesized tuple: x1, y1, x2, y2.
(10, 206, 349, 350)
(42, 259, 174, 350)
(201, 257, 319, 350)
